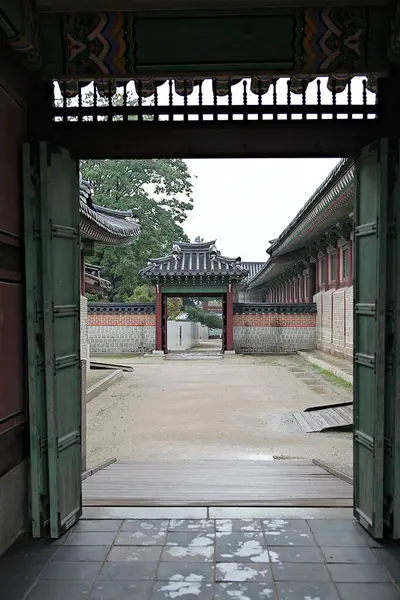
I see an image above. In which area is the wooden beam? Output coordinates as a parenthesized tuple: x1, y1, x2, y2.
(42, 119, 389, 159)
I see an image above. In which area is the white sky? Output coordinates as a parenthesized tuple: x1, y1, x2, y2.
(183, 158, 341, 261)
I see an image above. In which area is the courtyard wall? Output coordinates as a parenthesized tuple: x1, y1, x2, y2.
(233, 303, 316, 354)
(313, 287, 353, 360)
(88, 303, 156, 354)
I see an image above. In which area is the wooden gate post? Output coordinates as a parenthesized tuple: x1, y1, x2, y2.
(155, 285, 163, 351)
(226, 285, 234, 352)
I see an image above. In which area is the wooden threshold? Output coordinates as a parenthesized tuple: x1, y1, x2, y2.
(82, 460, 353, 508)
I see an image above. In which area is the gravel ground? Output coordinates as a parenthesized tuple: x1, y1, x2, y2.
(86, 354, 353, 476)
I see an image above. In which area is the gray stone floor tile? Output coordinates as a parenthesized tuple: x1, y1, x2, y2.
(107, 546, 162, 562)
(0, 558, 47, 579)
(263, 520, 316, 547)
(272, 562, 331, 582)
(216, 563, 272, 582)
(115, 531, 167, 546)
(312, 530, 370, 547)
(90, 580, 154, 600)
(26, 580, 93, 599)
(63, 532, 117, 546)
(0, 579, 36, 600)
(3, 536, 58, 561)
(51, 545, 110, 562)
(268, 546, 325, 563)
(151, 580, 213, 599)
(322, 546, 378, 563)
(336, 583, 400, 600)
(121, 520, 169, 533)
(262, 520, 312, 535)
(39, 561, 103, 583)
(168, 519, 215, 532)
(216, 531, 265, 546)
(216, 542, 269, 564)
(166, 531, 215, 547)
(307, 519, 358, 533)
(276, 582, 340, 600)
(156, 561, 215, 582)
(98, 561, 159, 581)
(328, 562, 390, 583)
(161, 545, 214, 563)
(71, 520, 122, 533)
(374, 548, 400, 582)
(214, 582, 276, 599)
(215, 519, 263, 532)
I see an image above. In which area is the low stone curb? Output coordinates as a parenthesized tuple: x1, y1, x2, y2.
(86, 369, 123, 403)
(298, 351, 353, 385)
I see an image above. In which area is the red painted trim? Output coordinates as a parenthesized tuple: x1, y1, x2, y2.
(225, 289, 234, 351)
(348, 239, 353, 285)
(335, 242, 340, 290)
(155, 289, 163, 351)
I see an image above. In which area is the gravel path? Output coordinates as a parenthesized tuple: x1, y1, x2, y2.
(86, 354, 353, 476)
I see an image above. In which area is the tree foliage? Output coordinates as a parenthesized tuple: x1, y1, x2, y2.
(125, 285, 155, 302)
(81, 158, 194, 300)
(185, 306, 223, 329)
(167, 298, 183, 321)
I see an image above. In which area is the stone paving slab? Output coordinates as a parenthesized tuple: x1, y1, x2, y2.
(1, 518, 400, 600)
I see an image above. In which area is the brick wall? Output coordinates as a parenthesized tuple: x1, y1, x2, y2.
(233, 304, 316, 354)
(88, 303, 156, 354)
(313, 286, 353, 360)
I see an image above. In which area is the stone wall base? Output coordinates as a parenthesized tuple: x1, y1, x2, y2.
(233, 326, 316, 354)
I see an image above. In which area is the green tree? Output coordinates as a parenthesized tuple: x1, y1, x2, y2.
(185, 306, 223, 329)
(81, 158, 194, 300)
(167, 297, 183, 320)
(125, 285, 155, 302)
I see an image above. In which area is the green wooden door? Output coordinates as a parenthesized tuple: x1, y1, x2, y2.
(354, 140, 389, 538)
(24, 142, 82, 538)
(23, 145, 50, 538)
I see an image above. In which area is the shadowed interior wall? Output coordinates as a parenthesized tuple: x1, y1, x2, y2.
(0, 65, 29, 555)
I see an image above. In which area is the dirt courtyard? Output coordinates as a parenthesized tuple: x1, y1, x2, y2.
(86, 354, 352, 476)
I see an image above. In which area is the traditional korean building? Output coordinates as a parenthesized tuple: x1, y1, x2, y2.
(245, 159, 354, 360)
(79, 179, 141, 379)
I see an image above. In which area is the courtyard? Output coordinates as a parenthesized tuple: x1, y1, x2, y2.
(86, 354, 352, 477)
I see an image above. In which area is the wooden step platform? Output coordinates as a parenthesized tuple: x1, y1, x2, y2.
(293, 403, 353, 433)
(82, 460, 353, 508)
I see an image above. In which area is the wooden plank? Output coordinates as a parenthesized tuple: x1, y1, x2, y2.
(82, 460, 353, 508)
(293, 406, 353, 433)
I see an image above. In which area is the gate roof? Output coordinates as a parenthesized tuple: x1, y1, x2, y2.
(140, 240, 248, 283)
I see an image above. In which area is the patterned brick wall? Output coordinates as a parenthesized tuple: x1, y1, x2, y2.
(88, 303, 156, 354)
(313, 286, 353, 361)
(80, 295, 88, 361)
(232, 306, 316, 354)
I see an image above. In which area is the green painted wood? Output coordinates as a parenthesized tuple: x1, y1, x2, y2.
(23, 144, 50, 538)
(386, 142, 400, 539)
(162, 285, 227, 294)
(40, 8, 389, 79)
(39, 143, 82, 538)
(353, 139, 389, 538)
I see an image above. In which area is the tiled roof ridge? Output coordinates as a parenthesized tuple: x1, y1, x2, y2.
(268, 158, 353, 256)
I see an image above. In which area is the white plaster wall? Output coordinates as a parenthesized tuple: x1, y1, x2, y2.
(314, 286, 353, 361)
(167, 321, 200, 351)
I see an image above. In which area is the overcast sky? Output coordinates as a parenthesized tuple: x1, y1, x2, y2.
(182, 158, 340, 261)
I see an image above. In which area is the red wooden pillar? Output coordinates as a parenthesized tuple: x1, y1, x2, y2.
(155, 285, 163, 351)
(348, 238, 354, 284)
(225, 285, 234, 352)
(308, 263, 316, 302)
